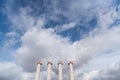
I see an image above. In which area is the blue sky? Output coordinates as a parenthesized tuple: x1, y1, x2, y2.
(0, 0, 97, 61)
(0, 0, 120, 80)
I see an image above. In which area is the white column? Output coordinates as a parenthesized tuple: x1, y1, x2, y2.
(35, 62, 42, 80)
(47, 62, 53, 80)
(68, 62, 74, 80)
(58, 62, 63, 80)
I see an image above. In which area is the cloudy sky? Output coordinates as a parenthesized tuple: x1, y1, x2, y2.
(0, 0, 120, 80)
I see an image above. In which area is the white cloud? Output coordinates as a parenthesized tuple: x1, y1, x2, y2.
(62, 0, 113, 23)
(15, 27, 75, 72)
(55, 22, 76, 32)
(5, 31, 17, 37)
(2, 0, 120, 80)
(0, 62, 35, 80)
(15, 24, 120, 70)
(6, 6, 44, 32)
(81, 62, 120, 80)
(3, 32, 19, 48)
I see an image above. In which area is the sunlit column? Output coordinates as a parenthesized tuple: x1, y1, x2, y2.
(68, 62, 74, 80)
(47, 62, 53, 80)
(35, 62, 42, 80)
(58, 62, 63, 80)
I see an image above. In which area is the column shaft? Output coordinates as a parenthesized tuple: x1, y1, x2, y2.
(47, 62, 52, 80)
(35, 62, 42, 80)
(58, 62, 63, 80)
(68, 62, 74, 80)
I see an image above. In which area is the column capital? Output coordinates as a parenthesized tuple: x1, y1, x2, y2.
(68, 61, 74, 65)
(36, 61, 42, 65)
(58, 61, 63, 65)
(47, 61, 53, 65)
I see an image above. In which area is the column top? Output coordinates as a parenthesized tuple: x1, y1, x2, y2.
(47, 61, 53, 65)
(68, 61, 74, 65)
(58, 61, 63, 65)
(36, 62, 42, 65)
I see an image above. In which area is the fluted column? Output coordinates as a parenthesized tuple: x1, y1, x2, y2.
(47, 62, 53, 80)
(35, 62, 42, 80)
(58, 62, 63, 80)
(68, 62, 74, 80)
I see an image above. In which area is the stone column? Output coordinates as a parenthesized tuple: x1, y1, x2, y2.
(68, 62, 74, 80)
(47, 62, 53, 80)
(58, 62, 63, 80)
(35, 62, 42, 80)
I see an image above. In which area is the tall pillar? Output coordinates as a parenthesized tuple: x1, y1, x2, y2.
(47, 62, 53, 80)
(35, 62, 42, 80)
(58, 62, 63, 80)
(68, 62, 74, 80)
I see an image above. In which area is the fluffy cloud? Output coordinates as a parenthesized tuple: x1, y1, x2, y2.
(2, 0, 120, 80)
(0, 62, 22, 80)
(14, 19, 120, 80)
(15, 20, 120, 70)
(82, 62, 120, 80)
(15, 27, 74, 72)
(5, 0, 114, 30)
(13, 0, 120, 75)
(0, 62, 35, 80)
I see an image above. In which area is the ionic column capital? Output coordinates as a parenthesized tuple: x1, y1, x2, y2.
(68, 61, 74, 65)
(36, 61, 42, 65)
(47, 61, 53, 65)
(58, 61, 63, 65)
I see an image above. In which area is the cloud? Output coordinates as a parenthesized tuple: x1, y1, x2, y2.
(0, 62, 35, 80)
(55, 22, 76, 32)
(81, 62, 120, 80)
(5, 0, 114, 30)
(11, 0, 120, 76)
(15, 23, 120, 72)
(15, 27, 74, 72)
(2, 0, 120, 80)
(0, 62, 22, 80)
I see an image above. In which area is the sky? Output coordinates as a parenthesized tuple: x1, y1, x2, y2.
(0, 0, 120, 80)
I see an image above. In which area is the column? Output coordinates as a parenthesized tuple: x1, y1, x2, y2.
(47, 62, 53, 80)
(35, 62, 42, 80)
(68, 62, 74, 80)
(58, 62, 63, 80)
